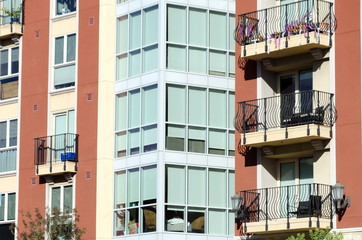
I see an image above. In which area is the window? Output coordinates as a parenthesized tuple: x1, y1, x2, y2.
(0, 47, 19, 100)
(54, 34, 76, 89)
(116, 5, 158, 80)
(114, 165, 157, 236)
(165, 165, 235, 235)
(166, 5, 235, 77)
(0, 119, 17, 173)
(0, 192, 16, 238)
(166, 84, 235, 156)
(1, 0, 22, 24)
(56, 0, 76, 15)
(53, 110, 75, 160)
(115, 85, 157, 157)
(51, 185, 73, 213)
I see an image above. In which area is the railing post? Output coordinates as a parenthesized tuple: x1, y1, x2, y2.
(243, 191, 247, 232)
(264, 9, 268, 53)
(243, 16, 246, 56)
(317, 91, 320, 136)
(306, 0, 310, 43)
(287, 186, 290, 229)
(63, 133, 67, 171)
(264, 98, 267, 142)
(285, 4, 288, 48)
(330, 185, 333, 228)
(49, 136, 53, 173)
(330, 94, 333, 138)
(329, 2, 332, 46)
(317, 184, 320, 228)
(75, 134, 79, 171)
(265, 188, 268, 231)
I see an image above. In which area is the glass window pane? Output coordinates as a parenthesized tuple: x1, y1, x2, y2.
(128, 128, 140, 155)
(67, 34, 76, 62)
(229, 53, 235, 77)
(209, 169, 226, 207)
(55, 37, 64, 64)
(188, 127, 205, 153)
(166, 166, 185, 204)
(130, 11, 141, 50)
(143, 6, 158, 45)
(115, 131, 126, 157)
(0, 121, 7, 148)
(68, 110, 75, 134)
(188, 47, 206, 74)
(300, 157, 313, 185)
(128, 168, 139, 206)
(167, 85, 186, 123)
(142, 206, 156, 232)
(116, 92, 127, 131)
(167, 5, 186, 43)
(114, 210, 126, 236)
(228, 131, 235, 156)
(300, 69, 313, 91)
(167, 45, 186, 71)
(9, 119, 17, 147)
(0, 194, 4, 221)
(51, 187, 61, 211)
(128, 89, 140, 128)
(115, 171, 126, 208)
(0, 50, 8, 76)
(127, 208, 139, 234)
(209, 209, 226, 235)
(129, 50, 140, 77)
(0, 149, 17, 172)
(63, 185, 73, 212)
(209, 129, 226, 155)
(166, 206, 185, 232)
(188, 167, 206, 206)
(229, 14, 235, 51)
(143, 45, 158, 73)
(11, 47, 19, 74)
(166, 125, 185, 151)
(117, 16, 128, 53)
(56, 0, 76, 15)
(142, 85, 157, 125)
(54, 64, 76, 88)
(187, 208, 205, 234)
(188, 87, 206, 125)
(228, 171, 235, 208)
(189, 8, 207, 46)
(209, 89, 227, 127)
(209, 50, 226, 76)
(228, 210, 235, 235)
(228, 92, 235, 128)
(142, 165, 156, 203)
(143, 125, 157, 153)
(116, 54, 127, 80)
(210, 11, 227, 49)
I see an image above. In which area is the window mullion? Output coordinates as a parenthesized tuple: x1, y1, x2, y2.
(4, 193, 8, 221)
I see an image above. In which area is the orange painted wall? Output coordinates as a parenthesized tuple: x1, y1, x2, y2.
(75, 0, 99, 238)
(18, 0, 50, 229)
(234, 2, 258, 235)
(335, 0, 362, 228)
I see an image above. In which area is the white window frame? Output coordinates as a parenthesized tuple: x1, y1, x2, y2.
(49, 184, 74, 214)
(0, 191, 16, 223)
(0, 118, 17, 150)
(53, 109, 75, 135)
(52, 33, 77, 90)
(0, 46, 19, 101)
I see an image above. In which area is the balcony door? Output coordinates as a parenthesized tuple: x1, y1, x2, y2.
(280, 74, 295, 124)
(54, 110, 75, 160)
(280, 162, 296, 218)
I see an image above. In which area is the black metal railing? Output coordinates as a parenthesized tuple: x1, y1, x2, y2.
(234, 90, 336, 143)
(0, 0, 24, 32)
(34, 133, 79, 174)
(236, 183, 334, 231)
(235, 0, 336, 55)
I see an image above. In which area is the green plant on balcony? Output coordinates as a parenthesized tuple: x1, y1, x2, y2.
(286, 228, 344, 240)
(2, 7, 21, 21)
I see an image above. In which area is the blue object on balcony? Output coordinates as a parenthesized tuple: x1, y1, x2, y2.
(60, 152, 76, 162)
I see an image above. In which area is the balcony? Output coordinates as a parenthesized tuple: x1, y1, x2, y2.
(234, 90, 336, 149)
(34, 133, 79, 177)
(236, 183, 334, 234)
(235, 0, 336, 61)
(0, 1, 24, 40)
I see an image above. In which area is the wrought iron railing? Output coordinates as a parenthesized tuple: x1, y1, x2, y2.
(235, 0, 336, 54)
(236, 183, 334, 231)
(234, 90, 336, 143)
(34, 133, 79, 174)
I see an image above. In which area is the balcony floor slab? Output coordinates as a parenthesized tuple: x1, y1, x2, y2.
(36, 161, 77, 176)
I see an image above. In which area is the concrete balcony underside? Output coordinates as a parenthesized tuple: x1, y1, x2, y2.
(36, 161, 77, 176)
(244, 217, 331, 234)
(242, 124, 331, 148)
(0, 24, 22, 39)
(242, 33, 330, 61)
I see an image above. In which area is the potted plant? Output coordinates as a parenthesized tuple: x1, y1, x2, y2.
(2, 7, 21, 22)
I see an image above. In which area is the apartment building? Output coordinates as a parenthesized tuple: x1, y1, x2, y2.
(0, 0, 237, 239)
(234, 0, 362, 239)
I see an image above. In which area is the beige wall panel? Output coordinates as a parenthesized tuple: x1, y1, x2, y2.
(0, 175, 17, 192)
(52, 16, 77, 36)
(50, 91, 76, 112)
(0, 102, 18, 120)
(314, 150, 330, 185)
(314, 60, 330, 92)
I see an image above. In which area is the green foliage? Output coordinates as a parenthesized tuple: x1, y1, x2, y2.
(12, 208, 86, 240)
(286, 227, 344, 240)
